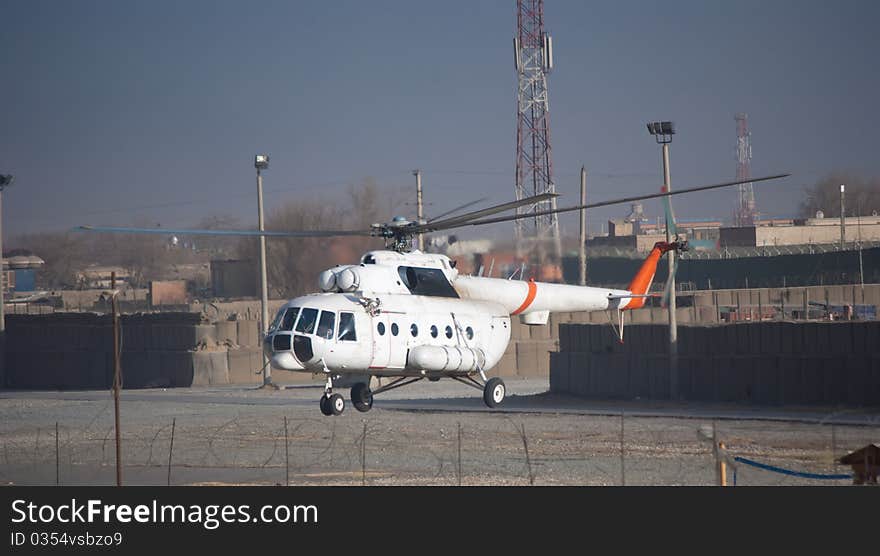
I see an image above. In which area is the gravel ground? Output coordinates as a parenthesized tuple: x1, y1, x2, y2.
(0, 378, 877, 486)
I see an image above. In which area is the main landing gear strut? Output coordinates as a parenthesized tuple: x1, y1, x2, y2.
(317, 373, 507, 416)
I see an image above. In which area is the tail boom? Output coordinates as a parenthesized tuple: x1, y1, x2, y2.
(623, 241, 681, 310)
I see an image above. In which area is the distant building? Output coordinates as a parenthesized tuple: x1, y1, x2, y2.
(3, 253, 45, 294)
(211, 260, 258, 298)
(76, 266, 130, 289)
(589, 213, 880, 252)
(721, 215, 880, 247)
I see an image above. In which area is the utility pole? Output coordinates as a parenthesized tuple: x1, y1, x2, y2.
(111, 272, 122, 486)
(858, 202, 864, 290)
(414, 169, 424, 251)
(578, 166, 587, 286)
(839, 184, 846, 250)
(255, 155, 274, 388)
(0, 174, 13, 388)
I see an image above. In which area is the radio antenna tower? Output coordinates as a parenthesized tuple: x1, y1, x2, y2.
(734, 113, 758, 226)
(513, 0, 561, 261)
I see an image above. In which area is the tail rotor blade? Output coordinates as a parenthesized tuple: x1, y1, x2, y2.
(660, 257, 678, 308)
(661, 186, 678, 237)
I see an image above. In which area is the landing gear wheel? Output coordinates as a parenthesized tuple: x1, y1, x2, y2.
(319, 395, 333, 416)
(351, 383, 373, 413)
(483, 377, 506, 408)
(328, 393, 345, 416)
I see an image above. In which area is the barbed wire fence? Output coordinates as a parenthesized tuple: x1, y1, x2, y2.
(1, 409, 875, 486)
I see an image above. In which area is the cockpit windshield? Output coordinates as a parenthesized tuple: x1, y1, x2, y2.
(280, 307, 300, 331)
(295, 308, 319, 334)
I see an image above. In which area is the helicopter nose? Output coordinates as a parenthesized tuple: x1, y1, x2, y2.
(293, 335, 326, 368)
(264, 332, 304, 371)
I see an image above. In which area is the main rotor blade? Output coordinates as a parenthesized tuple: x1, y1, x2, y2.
(414, 192, 558, 233)
(455, 174, 791, 229)
(427, 197, 489, 223)
(73, 225, 373, 238)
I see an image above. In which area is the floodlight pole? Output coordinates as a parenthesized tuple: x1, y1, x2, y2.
(647, 122, 678, 400)
(661, 142, 678, 400)
(255, 156, 273, 388)
(839, 184, 845, 250)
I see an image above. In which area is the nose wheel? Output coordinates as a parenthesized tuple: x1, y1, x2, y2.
(320, 393, 345, 416)
(319, 375, 345, 416)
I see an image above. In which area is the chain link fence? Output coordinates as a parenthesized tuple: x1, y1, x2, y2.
(2, 407, 875, 486)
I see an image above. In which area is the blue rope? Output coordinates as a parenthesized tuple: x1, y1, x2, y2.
(733, 456, 851, 480)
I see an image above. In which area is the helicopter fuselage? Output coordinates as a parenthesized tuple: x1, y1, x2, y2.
(262, 249, 638, 381)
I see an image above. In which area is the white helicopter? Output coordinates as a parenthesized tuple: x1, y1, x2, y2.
(78, 173, 789, 416)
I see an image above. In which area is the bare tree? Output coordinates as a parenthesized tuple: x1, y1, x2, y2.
(799, 173, 880, 218)
(235, 180, 389, 298)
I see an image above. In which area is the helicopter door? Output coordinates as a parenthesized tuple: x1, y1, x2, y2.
(370, 313, 391, 369)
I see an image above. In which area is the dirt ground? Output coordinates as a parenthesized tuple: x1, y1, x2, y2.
(1, 379, 877, 486)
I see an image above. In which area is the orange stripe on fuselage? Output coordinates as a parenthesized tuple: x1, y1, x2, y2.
(511, 280, 538, 315)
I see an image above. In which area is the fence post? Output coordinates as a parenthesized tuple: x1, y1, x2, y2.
(361, 421, 367, 486)
(718, 441, 728, 486)
(457, 422, 462, 487)
(55, 422, 60, 486)
(520, 423, 534, 486)
(284, 416, 289, 487)
(167, 418, 176, 486)
(830, 424, 836, 467)
(620, 412, 625, 486)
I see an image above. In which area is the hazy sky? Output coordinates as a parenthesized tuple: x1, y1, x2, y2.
(3, 0, 879, 242)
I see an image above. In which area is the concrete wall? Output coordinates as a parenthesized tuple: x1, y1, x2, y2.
(9, 300, 880, 401)
(3, 313, 316, 390)
(551, 321, 880, 406)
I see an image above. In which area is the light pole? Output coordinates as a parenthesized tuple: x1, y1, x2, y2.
(578, 166, 587, 286)
(413, 169, 424, 251)
(254, 155, 274, 388)
(646, 121, 678, 400)
(840, 184, 846, 250)
(0, 174, 13, 387)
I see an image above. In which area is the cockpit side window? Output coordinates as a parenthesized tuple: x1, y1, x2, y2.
(295, 308, 319, 334)
(316, 311, 336, 340)
(338, 312, 357, 341)
(280, 307, 300, 332)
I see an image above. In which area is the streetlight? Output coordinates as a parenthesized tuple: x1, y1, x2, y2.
(646, 121, 678, 399)
(0, 173, 13, 387)
(254, 155, 275, 389)
(840, 184, 846, 250)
